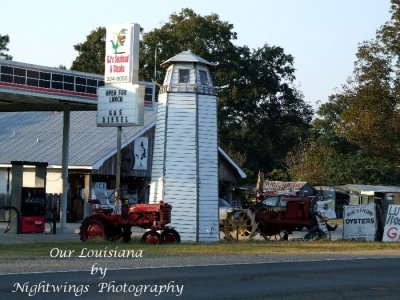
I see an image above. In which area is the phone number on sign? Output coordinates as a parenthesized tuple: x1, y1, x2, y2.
(106, 76, 129, 82)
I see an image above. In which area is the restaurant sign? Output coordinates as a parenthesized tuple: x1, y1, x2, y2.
(105, 23, 140, 84)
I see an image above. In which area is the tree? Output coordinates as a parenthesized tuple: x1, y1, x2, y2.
(335, 40, 400, 162)
(300, 0, 400, 185)
(139, 8, 239, 87)
(71, 27, 106, 74)
(217, 44, 313, 179)
(287, 136, 400, 185)
(0, 34, 12, 60)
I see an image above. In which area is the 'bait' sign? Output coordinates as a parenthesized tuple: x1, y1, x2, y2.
(105, 23, 140, 84)
(343, 204, 377, 241)
(383, 205, 400, 242)
(97, 83, 144, 127)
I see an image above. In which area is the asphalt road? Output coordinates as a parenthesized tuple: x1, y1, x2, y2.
(1, 257, 399, 300)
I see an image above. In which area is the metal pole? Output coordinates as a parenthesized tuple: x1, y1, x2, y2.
(60, 106, 73, 232)
(154, 46, 157, 82)
(115, 126, 122, 214)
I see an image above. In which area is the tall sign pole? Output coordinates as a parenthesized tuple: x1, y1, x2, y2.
(97, 23, 143, 214)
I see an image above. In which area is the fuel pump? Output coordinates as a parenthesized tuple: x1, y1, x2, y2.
(10, 161, 47, 233)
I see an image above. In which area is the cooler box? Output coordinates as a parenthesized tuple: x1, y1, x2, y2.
(20, 216, 45, 233)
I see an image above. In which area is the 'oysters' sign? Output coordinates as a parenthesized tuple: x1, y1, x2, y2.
(343, 204, 377, 241)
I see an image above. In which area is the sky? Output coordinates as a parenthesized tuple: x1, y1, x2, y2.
(0, 0, 392, 108)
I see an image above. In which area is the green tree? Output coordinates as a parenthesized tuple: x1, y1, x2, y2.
(336, 40, 400, 162)
(140, 8, 238, 86)
(298, 0, 400, 185)
(71, 27, 106, 74)
(287, 136, 400, 186)
(217, 44, 313, 180)
(332, 1, 400, 163)
(0, 34, 12, 60)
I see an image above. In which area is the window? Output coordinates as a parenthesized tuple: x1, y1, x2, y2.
(199, 70, 208, 85)
(178, 69, 190, 83)
(144, 86, 153, 102)
(262, 196, 279, 207)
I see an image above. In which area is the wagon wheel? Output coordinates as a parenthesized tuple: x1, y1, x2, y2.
(80, 216, 107, 242)
(223, 209, 257, 241)
(160, 227, 181, 244)
(260, 230, 289, 241)
(141, 230, 161, 244)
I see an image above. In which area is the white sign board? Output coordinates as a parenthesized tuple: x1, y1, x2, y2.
(343, 204, 377, 241)
(97, 83, 144, 127)
(105, 23, 140, 84)
(133, 137, 148, 170)
(383, 205, 400, 242)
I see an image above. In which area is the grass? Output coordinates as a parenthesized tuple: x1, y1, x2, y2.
(1, 238, 399, 258)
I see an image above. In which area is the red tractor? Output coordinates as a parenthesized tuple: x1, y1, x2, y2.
(223, 192, 335, 241)
(80, 200, 180, 244)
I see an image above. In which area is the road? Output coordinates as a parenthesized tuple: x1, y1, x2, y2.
(1, 257, 399, 299)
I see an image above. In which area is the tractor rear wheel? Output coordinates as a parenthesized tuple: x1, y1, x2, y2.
(141, 230, 161, 244)
(80, 216, 107, 241)
(122, 226, 132, 243)
(260, 230, 289, 241)
(161, 227, 181, 244)
(223, 209, 257, 241)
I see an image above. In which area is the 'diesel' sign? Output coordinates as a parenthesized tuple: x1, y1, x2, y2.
(97, 83, 144, 127)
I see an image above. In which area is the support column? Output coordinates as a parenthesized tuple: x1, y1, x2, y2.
(114, 126, 122, 214)
(60, 106, 74, 233)
(83, 174, 92, 218)
(10, 164, 22, 234)
(35, 163, 47, 189)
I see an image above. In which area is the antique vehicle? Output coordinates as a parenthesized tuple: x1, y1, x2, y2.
(80, 199, 180, 244)
(222, 192, 335, 241)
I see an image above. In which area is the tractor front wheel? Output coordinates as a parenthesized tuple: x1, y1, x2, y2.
(161, 227, 181, 244)
(141, 230, 161, 244)
(80, 216, 106, 241)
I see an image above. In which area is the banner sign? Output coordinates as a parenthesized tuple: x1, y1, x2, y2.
(97, 83, 144, 127)
(133, 137, 148, 170)
(343, 204, 377, 241)
(383, 205, 400, 242)
(105, 23, 140, 84)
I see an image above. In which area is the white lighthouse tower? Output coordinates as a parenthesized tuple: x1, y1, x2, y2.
(149, 51, 219, 242)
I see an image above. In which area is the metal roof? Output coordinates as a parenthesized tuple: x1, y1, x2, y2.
(0, 109, 157, 168)
(263, 181, 310, 192)
(0, 107, 246, 177)
(218, 147, 246, 179)
(344, 184, 400, 194)
(161, 50, 215, 67)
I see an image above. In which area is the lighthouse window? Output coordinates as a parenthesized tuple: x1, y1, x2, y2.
(199, 70, 208, 85)
(178, 69, 190, 83)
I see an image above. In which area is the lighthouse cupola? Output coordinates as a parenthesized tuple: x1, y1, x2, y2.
(160, 50, 215, 95)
